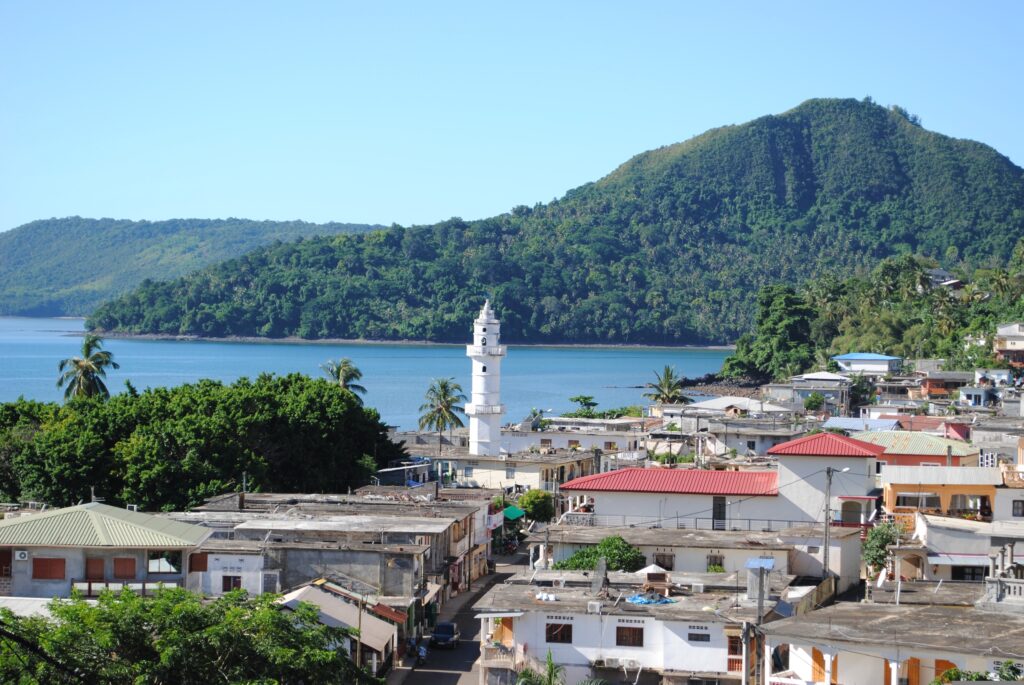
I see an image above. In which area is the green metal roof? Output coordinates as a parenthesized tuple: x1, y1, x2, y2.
(0, 502, 211, 548)
(503, 505, 525, 521)
(850, 430, 977, 458)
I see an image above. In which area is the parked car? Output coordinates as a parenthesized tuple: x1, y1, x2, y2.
(430, 622, 461, 649)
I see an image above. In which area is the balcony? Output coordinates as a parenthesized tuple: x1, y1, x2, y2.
(556, 512, 822, 531)
(72, 578, 183, 597)
(481, 643, 519, 669)
(466, 345, 507, 357)
(464, 403, 505, 415)
(986, 577, 1024, 603)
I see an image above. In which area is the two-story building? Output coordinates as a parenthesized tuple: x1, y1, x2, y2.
(994, 322, 1024, 367)
(832, 352, 903, 376)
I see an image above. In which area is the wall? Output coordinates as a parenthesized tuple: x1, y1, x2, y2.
(501, 431, 640, 454)
(784, 645, 1018, 685)
(267, 547, 420, 596)
(779, 531, 861, 593)
(191, 552, 266, 596)
(994, 488, 1024, 523)
(583, 491, 785, 528)
(547, 542, 788, 575)
(10, 547, 185, 598)
(511, 610, 730, 674)
(883, 483, 996, 514)
(777, 455, 876, 523)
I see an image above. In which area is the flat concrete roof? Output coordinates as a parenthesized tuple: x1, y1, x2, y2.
(870, 580, 986, 606)
(234, 515, 454, 535)
(762, 603, 1024, 659)
(473, 580, 771, 623)
(526, 525, 794, 550)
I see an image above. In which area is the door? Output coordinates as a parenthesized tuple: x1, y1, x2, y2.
(935, 660, 956, 683)
(85, 558, 104, 581)
(712, 496, 726, 530)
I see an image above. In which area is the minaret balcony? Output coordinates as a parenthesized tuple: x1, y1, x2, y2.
(466, 345, 507, 357)
(464, 402, 505, 415)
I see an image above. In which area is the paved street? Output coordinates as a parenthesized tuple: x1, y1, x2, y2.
(402, 552, 527, 685)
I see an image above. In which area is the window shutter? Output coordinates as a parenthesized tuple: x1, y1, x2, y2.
(113, 557, 136, 579)
(189, 553, 208, 573)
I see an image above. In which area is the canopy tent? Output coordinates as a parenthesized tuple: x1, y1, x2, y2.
(503, 505, 526, 521)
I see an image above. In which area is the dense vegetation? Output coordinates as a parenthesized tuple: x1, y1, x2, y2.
(0, 373, 404, 510)
(88, 98, 1024, 344)
(0, 217, 376, 316)
(551, 535, 646, 572)
(722, 251, 1024, 380)
(0, 589, 372, 684)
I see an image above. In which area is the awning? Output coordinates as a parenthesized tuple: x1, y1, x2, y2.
(421, 582, 443, 606)
(927, 553, 990, 566)
(503, 505, 526, 521)
(474, 611, 524, 619)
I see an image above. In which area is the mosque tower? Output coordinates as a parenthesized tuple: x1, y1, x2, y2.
(465, 300, 506, 456)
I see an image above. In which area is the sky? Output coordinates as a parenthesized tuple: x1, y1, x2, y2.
(1, 2, 1021, 232)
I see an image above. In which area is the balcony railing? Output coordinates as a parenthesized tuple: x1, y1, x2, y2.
(481, 644, 518, 668)
(466, 345, 507, 357)
(727, 656, 743, 672)
(556, 512, 823, 531)
(72, 578, 183, 597)
(986, 577, 1024, 603)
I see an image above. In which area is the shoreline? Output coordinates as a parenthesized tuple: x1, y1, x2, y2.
(86, 330, 737, 351)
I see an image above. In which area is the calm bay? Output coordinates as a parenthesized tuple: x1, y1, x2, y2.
(0, 317, 728, 430)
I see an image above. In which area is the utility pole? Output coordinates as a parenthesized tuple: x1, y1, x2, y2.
(823, 467, 833, 581)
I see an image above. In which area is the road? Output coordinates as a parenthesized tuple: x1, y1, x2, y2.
(404, 553, 527, 685)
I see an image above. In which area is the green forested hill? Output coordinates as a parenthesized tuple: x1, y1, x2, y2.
(0, 217, 377, 315)
(88, 98, 1024, 344)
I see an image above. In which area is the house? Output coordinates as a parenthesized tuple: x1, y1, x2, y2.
(762, 601, 1024, 685)
(877, 414, 972, 441)
(525, 524, 863, 593)
(880, 465, 1003, 528)
(559, 433, 883, 536)
(832, 352, 903, 376)
(429, 446, 603, 493)
(474, 567, 804, 685)
(763, 372, 852, 416)
(280, 582, 399, 677)
(851, 430, 980, 468)
(0, 502, 211, 599)
(820, 417, 900, 433)
(994, 322, 1024, 367)
(890, 513, 1024, 582)
(919, 370, 974, 399)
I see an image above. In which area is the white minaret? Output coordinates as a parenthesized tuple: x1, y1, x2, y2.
(465, 300, 506, 456)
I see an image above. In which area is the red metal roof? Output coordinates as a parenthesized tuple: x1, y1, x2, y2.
(559, 468, 778, 496)
(767, 432, 885, 457)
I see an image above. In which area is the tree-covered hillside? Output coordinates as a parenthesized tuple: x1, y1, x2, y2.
(0, 217, 377, 316)
(88, 98, 1024, 344)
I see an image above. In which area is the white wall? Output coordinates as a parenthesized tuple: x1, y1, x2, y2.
(193, 552, 266, 596)
(547, 542, 788, 575)
(777, 455, 876, 523)
(581, 490, 785, 527)
(511, 611, 730, 674)
(995, 488, 1024, 524)
(501, 431, 640, 454)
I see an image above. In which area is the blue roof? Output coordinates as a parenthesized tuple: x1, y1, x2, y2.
(831, 353, 901, 361)
(821, 418, 901, 432)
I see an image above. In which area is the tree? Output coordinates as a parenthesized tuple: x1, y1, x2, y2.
(569, 395, 597, 412)
(320, 358, 367, 403)
(862, 521, 900, 574)
(56, 334, 120, 401)
(0, 588, 373, 684)
(642, 365, 689, 405)
(418, 378, 467, 457)
(720, 286, 814, 381)
(516, 650, 565, 685)
(803, 392, 825, 412)
(518, 489, 555, 522)
(552, 535, 645, 572)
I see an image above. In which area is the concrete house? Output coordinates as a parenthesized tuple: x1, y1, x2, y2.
(851, 430, 980, 469)
(0, 502, 210, 598)
(994, 322, 1024, 367)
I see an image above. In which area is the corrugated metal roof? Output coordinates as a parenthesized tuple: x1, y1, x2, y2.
(279, 586, 396, 652)
(850, 431, 977, 457)
(832, 353, 901, 361)
(559, 468, 778, 496)
(821, 418, 901, 432)
(0, 502, 211, 548)
(767, 433, 885, 457)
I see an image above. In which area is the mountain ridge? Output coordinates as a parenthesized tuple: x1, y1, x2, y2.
(87, 97, 1024, 344)
(0, 217, 379, 316)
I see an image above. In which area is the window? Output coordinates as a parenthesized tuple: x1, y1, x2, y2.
(568, 440, 580, 449)
(604, 442, 617, 450)
(222, 575, 242, 592)
(545, 623, 572, 643)
(189, 553, 208, 573)
(113, 557, 137, 579)
(746, 440, 756, 451)
(727, 635, 743, 672)
(1013, 500, 1024, 517)
(876, 461, 887, 474)
(147, 551, 183, 574)
(482, 365, 487, 373)
(463, 466, 473, 478)
(688, 633, 711, 642)
(654, 553, 675, 571)
(707, 554, 724, 572)
(951, 566, 987, 581)
(481, 337, 487, 346)
(85, 558, 104, 580)
(895, 493, 941, 509)
(540, 439, 552, 447)
(506, 467, 515, 479)
(616, 626, 644, 647)
(31, 558, 66, 580)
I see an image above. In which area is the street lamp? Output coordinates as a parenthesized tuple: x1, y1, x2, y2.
(822, 466, 851, 580)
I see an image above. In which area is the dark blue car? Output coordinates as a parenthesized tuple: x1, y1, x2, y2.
(429, 622, 461, 648)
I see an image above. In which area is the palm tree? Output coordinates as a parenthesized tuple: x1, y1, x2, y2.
(642, 365, 689, 405)
(516, 650, 565, 685)
(321, 358, 367, 403)
(56, 334, 120, 400)
(418, 378, 467, 457)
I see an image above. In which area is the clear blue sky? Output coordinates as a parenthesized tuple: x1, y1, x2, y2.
(1, 2, 1021, 232)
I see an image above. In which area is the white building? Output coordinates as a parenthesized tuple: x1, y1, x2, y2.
(466, 300, 506, 457)
(560, 433, 882, 532)
(831, 352, 903, 376)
